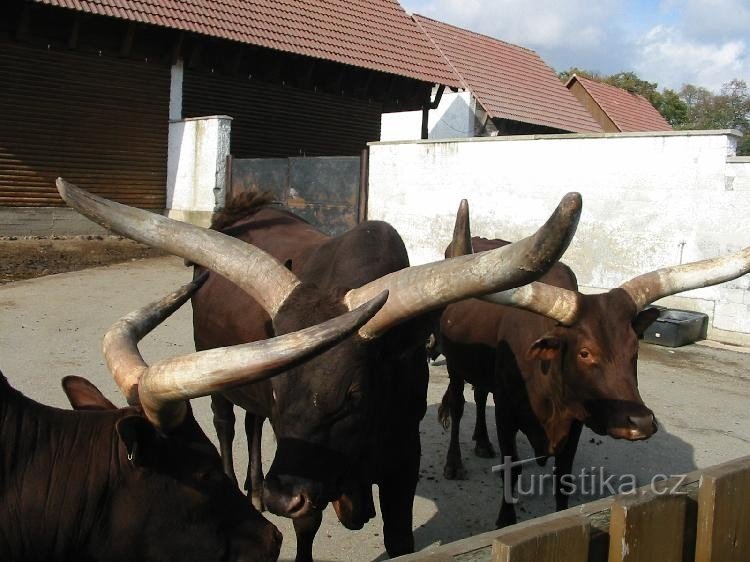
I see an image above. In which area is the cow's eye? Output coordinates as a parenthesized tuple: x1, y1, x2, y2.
(579, 349, 590, 360)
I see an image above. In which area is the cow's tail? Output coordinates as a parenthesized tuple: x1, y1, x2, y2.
(438, 388, 452, 430)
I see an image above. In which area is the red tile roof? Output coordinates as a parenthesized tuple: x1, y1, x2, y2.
(566, 75, 673, 132)
(33, 0, 460, 87)
(412, 15, 603, 133)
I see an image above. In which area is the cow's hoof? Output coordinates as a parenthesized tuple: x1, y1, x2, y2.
(474, 441, 496, 458)
(251, 492, 265, 512)
(443, 463, 468, 480)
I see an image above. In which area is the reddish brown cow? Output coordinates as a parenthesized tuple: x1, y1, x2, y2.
(438, 200, 750, 527)
(1, 271, 386, 561)
(57, 179, 583, 562)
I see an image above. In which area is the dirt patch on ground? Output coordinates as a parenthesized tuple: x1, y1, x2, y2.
(0, 236, 167, 284)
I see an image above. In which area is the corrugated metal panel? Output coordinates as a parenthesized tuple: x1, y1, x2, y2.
(183, 69, 382, 158)
(0, 40, 169, 207)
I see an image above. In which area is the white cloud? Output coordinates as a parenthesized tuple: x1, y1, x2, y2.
(406, 0, 632, 74)
(635, 25, 749, 91)
(411, 0, 620, 49)
(401, 0, 749, 90)
(676, 0, 750, 41)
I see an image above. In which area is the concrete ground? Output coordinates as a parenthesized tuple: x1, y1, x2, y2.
(1, 255, 749, 561)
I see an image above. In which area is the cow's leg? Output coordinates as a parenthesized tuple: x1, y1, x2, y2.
(211, 394, 238, 486)
(243, 414, 265, 511)
(379, 436, 419, 557)
(439, 374, 467, 480)
(472, 386, 496, 458)
(292, 510, 322, 562)
(554, 420, 582, 512)
(495, 416, 521, 528)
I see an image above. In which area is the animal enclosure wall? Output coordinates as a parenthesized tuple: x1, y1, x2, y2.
(367, 130, 750, 345)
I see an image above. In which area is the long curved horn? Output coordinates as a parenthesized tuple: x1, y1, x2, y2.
(445, 200, 580, 325)
(481, 283, 580, 325)
(445, 199, 473, 258)
(345, 192, 582, 339)
(620, 246, 750, 310)
(56, 178, 299, 318)
(104, 277, 388, 430)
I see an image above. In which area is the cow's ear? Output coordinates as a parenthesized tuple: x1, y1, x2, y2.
(527, 336, 563, 362)
(116, 416, 159, 467)
(62, 376, 117, 411)
(633, 307, 660, 336)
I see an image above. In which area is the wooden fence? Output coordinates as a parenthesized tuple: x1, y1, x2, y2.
(394, 455, 750, 562)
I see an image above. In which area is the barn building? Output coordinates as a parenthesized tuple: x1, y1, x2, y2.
(0, 0, 458, 229)
(381, 15, 602, 141)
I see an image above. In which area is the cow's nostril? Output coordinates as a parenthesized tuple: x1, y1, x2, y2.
(287, 494, 307, 515)
(628, 414, 655, 432)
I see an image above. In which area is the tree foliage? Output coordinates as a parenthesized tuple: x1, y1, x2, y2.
(558, 68, 749, 155)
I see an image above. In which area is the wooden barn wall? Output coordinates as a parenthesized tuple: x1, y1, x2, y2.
(0, 40, 169, 208)
(183, 69, 383, 158)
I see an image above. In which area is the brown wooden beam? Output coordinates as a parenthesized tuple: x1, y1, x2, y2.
(301, 59, 317, 89)
(187, 40, 203, 69)
(119, 22, 135, 57)
(170, 32, 185, 66)
(67, 14, 81, 50)
(15, 4, 30, 41)
(230, 45, 244, 75)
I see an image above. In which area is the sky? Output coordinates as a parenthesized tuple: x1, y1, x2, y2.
(400, 0, 750, 93)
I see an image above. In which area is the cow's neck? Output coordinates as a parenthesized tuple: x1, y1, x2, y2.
(524, 368, 575, 457)
(0, 376, 120, 560)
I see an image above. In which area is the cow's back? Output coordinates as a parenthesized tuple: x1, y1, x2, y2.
(192, 207, 328, 349)
(191, 208, 421, 416)
(440, 237, 577, 387)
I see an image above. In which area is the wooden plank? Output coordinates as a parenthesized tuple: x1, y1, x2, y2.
(491, 515, 589, 562)
(391, 457, 750, 562)
(695, 456, 750, 562)
(608, 489, 686, 562)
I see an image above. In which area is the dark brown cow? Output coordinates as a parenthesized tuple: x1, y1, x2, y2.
(438, 199, 750, 527)
(0, 273, 387, 561)
(56, 179, 583, 561)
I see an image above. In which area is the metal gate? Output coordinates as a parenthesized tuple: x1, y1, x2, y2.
(229, 154, 367, 236)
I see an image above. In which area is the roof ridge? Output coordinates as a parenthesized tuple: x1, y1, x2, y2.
(412, 15, 466, 90)
(408, 14, 603, 132)
(412, 13, 538, 55)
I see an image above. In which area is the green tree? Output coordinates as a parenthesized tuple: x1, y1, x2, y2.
(679, 79, 749, 154)
(603, 72, 658, 101)
(558, 69, 748, 154)
(654, 89, 689, 127)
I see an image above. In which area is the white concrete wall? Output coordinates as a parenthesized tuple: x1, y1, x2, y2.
(368, 130, 750, 344)
(727, 156, 750, 192)
(166, 115, 232, 226)
(381, 91, 476, 141)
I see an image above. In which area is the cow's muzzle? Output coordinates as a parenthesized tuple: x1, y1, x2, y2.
(262, 475, 326, 519)
(609, 412, 658, 440)
(584, 399, 658, 441)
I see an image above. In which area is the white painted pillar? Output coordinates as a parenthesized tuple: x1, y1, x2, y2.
(169, 59, 184, 121)
(166, 115, 233, 226)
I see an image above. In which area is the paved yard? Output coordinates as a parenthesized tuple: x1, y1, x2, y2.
(2, 255, 749, 561)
